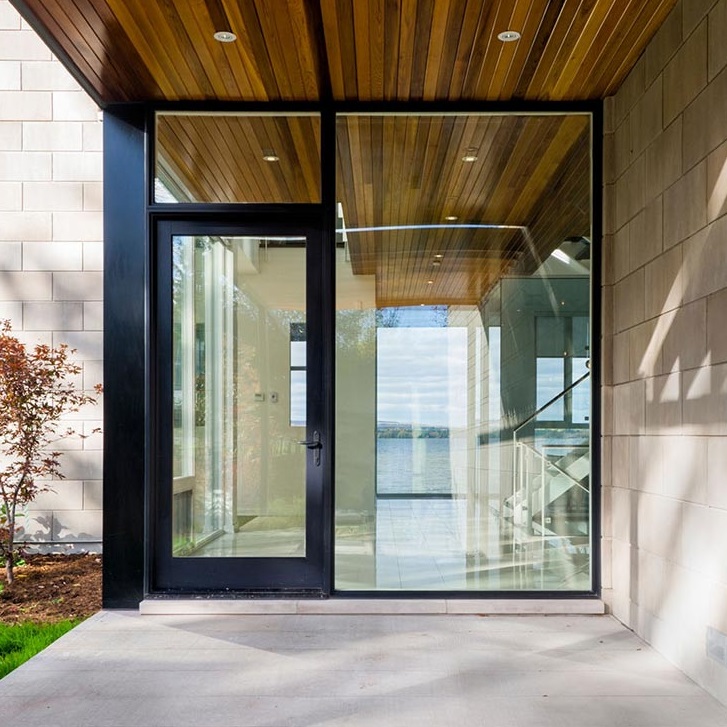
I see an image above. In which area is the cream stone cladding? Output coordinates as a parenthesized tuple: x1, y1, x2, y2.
(0, 0, 103, 552)
(603, 0, 727, 707)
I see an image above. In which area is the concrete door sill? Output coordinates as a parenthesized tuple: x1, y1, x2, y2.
(139, 598, 605, 616)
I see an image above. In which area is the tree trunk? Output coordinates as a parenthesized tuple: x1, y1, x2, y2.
(4, 500, 15, 584)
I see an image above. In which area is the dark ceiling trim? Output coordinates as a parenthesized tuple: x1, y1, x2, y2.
(9, 0, 106, 109)
(142, 98, 601, 116)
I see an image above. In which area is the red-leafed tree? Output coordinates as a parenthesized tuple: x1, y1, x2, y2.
(0, 321, 101, 584)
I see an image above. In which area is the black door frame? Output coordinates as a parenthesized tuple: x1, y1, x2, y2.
(149, 209, 333, 595)
(103, 101, 601, 606)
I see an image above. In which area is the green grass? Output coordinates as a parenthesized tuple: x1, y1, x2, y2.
(0, 620, 79, 679)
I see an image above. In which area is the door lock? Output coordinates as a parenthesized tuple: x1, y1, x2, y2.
(297, 430, 322, 466)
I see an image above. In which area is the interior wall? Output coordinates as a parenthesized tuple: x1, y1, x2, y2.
(235, 247, 306, 519)
(0, 0, 103, 552)
(603, 0, 727, 705)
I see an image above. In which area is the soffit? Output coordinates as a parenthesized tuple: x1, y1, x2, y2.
(15, 0, 677, 104)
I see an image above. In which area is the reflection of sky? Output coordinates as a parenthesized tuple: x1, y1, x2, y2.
(377, 327, 468, 427)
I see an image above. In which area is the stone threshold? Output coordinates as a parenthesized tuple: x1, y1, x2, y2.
(140, 598, 605, 616)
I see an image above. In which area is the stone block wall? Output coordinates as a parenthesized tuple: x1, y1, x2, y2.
(603, 0, 727, 706)
(0, 0, 103, 551)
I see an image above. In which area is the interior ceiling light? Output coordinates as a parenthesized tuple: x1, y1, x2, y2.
(434, 253, 443, 259)
(432, 260, 442, 267)
(497, 30, 521, 42)
(427, 280, 434, 285)
(214, 30, 237, 43)
(445, 215, 458, 221)
(262, 149, 280, 162)
(462, 147, 478, 162)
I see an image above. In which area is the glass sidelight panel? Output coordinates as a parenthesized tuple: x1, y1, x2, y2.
(172, 234, 307, 558)
(334, 113, 593, 591)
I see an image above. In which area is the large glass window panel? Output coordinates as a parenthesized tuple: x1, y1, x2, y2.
(172, 235, 307, 558)
(155, 113, 320, 204)
(335, 113, 592, 591)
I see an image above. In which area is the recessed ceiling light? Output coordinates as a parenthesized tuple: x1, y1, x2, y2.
(214, 31, 237, 43)
(434, 253, 443, 259)
(262, 150, 280, 162)
(445, 215, 458, 221)
(432, 260, 442, 267)
(497, 30, 521, 42)
(427, 280, 434, 285)
(462, 147, 478, 162)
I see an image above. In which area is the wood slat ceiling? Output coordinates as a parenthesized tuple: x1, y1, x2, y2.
(15, 0, 678, 103)
(336, 114, 590, 306)
(18, 1, 623, 307)
(156, 114, 321, 203)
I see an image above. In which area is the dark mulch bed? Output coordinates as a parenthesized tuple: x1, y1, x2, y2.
(0, 554, 102, 624)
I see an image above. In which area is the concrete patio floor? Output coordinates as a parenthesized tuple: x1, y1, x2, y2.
(1, 611, 727, 726)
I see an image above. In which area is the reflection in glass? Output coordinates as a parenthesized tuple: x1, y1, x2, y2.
(155, 113, 321, 204)
(172, 235, 307, 558)
(335, 113, 593, 591)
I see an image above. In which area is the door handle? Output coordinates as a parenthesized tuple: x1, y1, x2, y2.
(297, 430, 322, 466)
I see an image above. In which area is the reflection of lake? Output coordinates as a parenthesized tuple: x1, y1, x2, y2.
(377, 438, 452, 495)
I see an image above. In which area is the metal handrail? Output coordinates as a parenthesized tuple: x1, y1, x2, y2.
(513, 371, 590, 435)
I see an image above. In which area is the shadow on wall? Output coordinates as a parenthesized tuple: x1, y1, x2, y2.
(16, 514, 101, 553)
(609, 164, 727, 683)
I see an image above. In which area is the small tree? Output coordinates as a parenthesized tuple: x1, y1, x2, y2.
(0, 321, 101, 584)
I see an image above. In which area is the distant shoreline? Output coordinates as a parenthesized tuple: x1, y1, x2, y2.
(376, 425, 449, 439)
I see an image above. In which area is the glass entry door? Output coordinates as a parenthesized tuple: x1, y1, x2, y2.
(153, 217, 328, 592)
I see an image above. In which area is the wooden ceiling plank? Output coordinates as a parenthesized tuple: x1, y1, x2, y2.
(352, 0, 372, 100)
(510, 0, 566, 98)
(422, 0, 453, 100)
(71, 0, 150, 99)
(105, 0, 197, 98)
(319, 0, 346, 98)
(546, 0, 615, 99)
(567, 0, 649, 98)
(460, 0, 497, 99)
(409, 0, 436, 100)
(180, 118, 241, 201)
(592, 1, 678, 98)
(291, 116, 322, 202)
(482, 0, 538, 99)
(508, 115, 589, 223)
(471, 0, 520, 99)
(159, 0, 219, 97)
(396, 0, 419, 99)
(369, 0, 386, 100)
(218, 0, 271, 99)
(288, 1, 322, 100)
(335, 0, 359, 99)
(383, 0, 401, 100)
(257, 0, 311, 101)
(521, 0, 586, 99)
(161, 119, 229, 201)
(446, 0, 490, 99)
(217, 117, 270, 201)
(23, 0, 118, 100)
(224, 0, 280, 100)
(497, 0, 550, 99)
(174, 1, 244, 99)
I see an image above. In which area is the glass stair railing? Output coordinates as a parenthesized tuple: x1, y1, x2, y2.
(504, 372, 591, 588)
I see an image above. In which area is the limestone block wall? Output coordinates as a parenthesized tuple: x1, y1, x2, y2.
(603, 0, 727, 706)
(0, 0, 103, 551)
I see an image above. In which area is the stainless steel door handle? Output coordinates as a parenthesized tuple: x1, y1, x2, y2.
(297, 430, 322, 466)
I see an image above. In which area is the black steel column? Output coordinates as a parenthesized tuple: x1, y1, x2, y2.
(102, 106, 147, 608)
